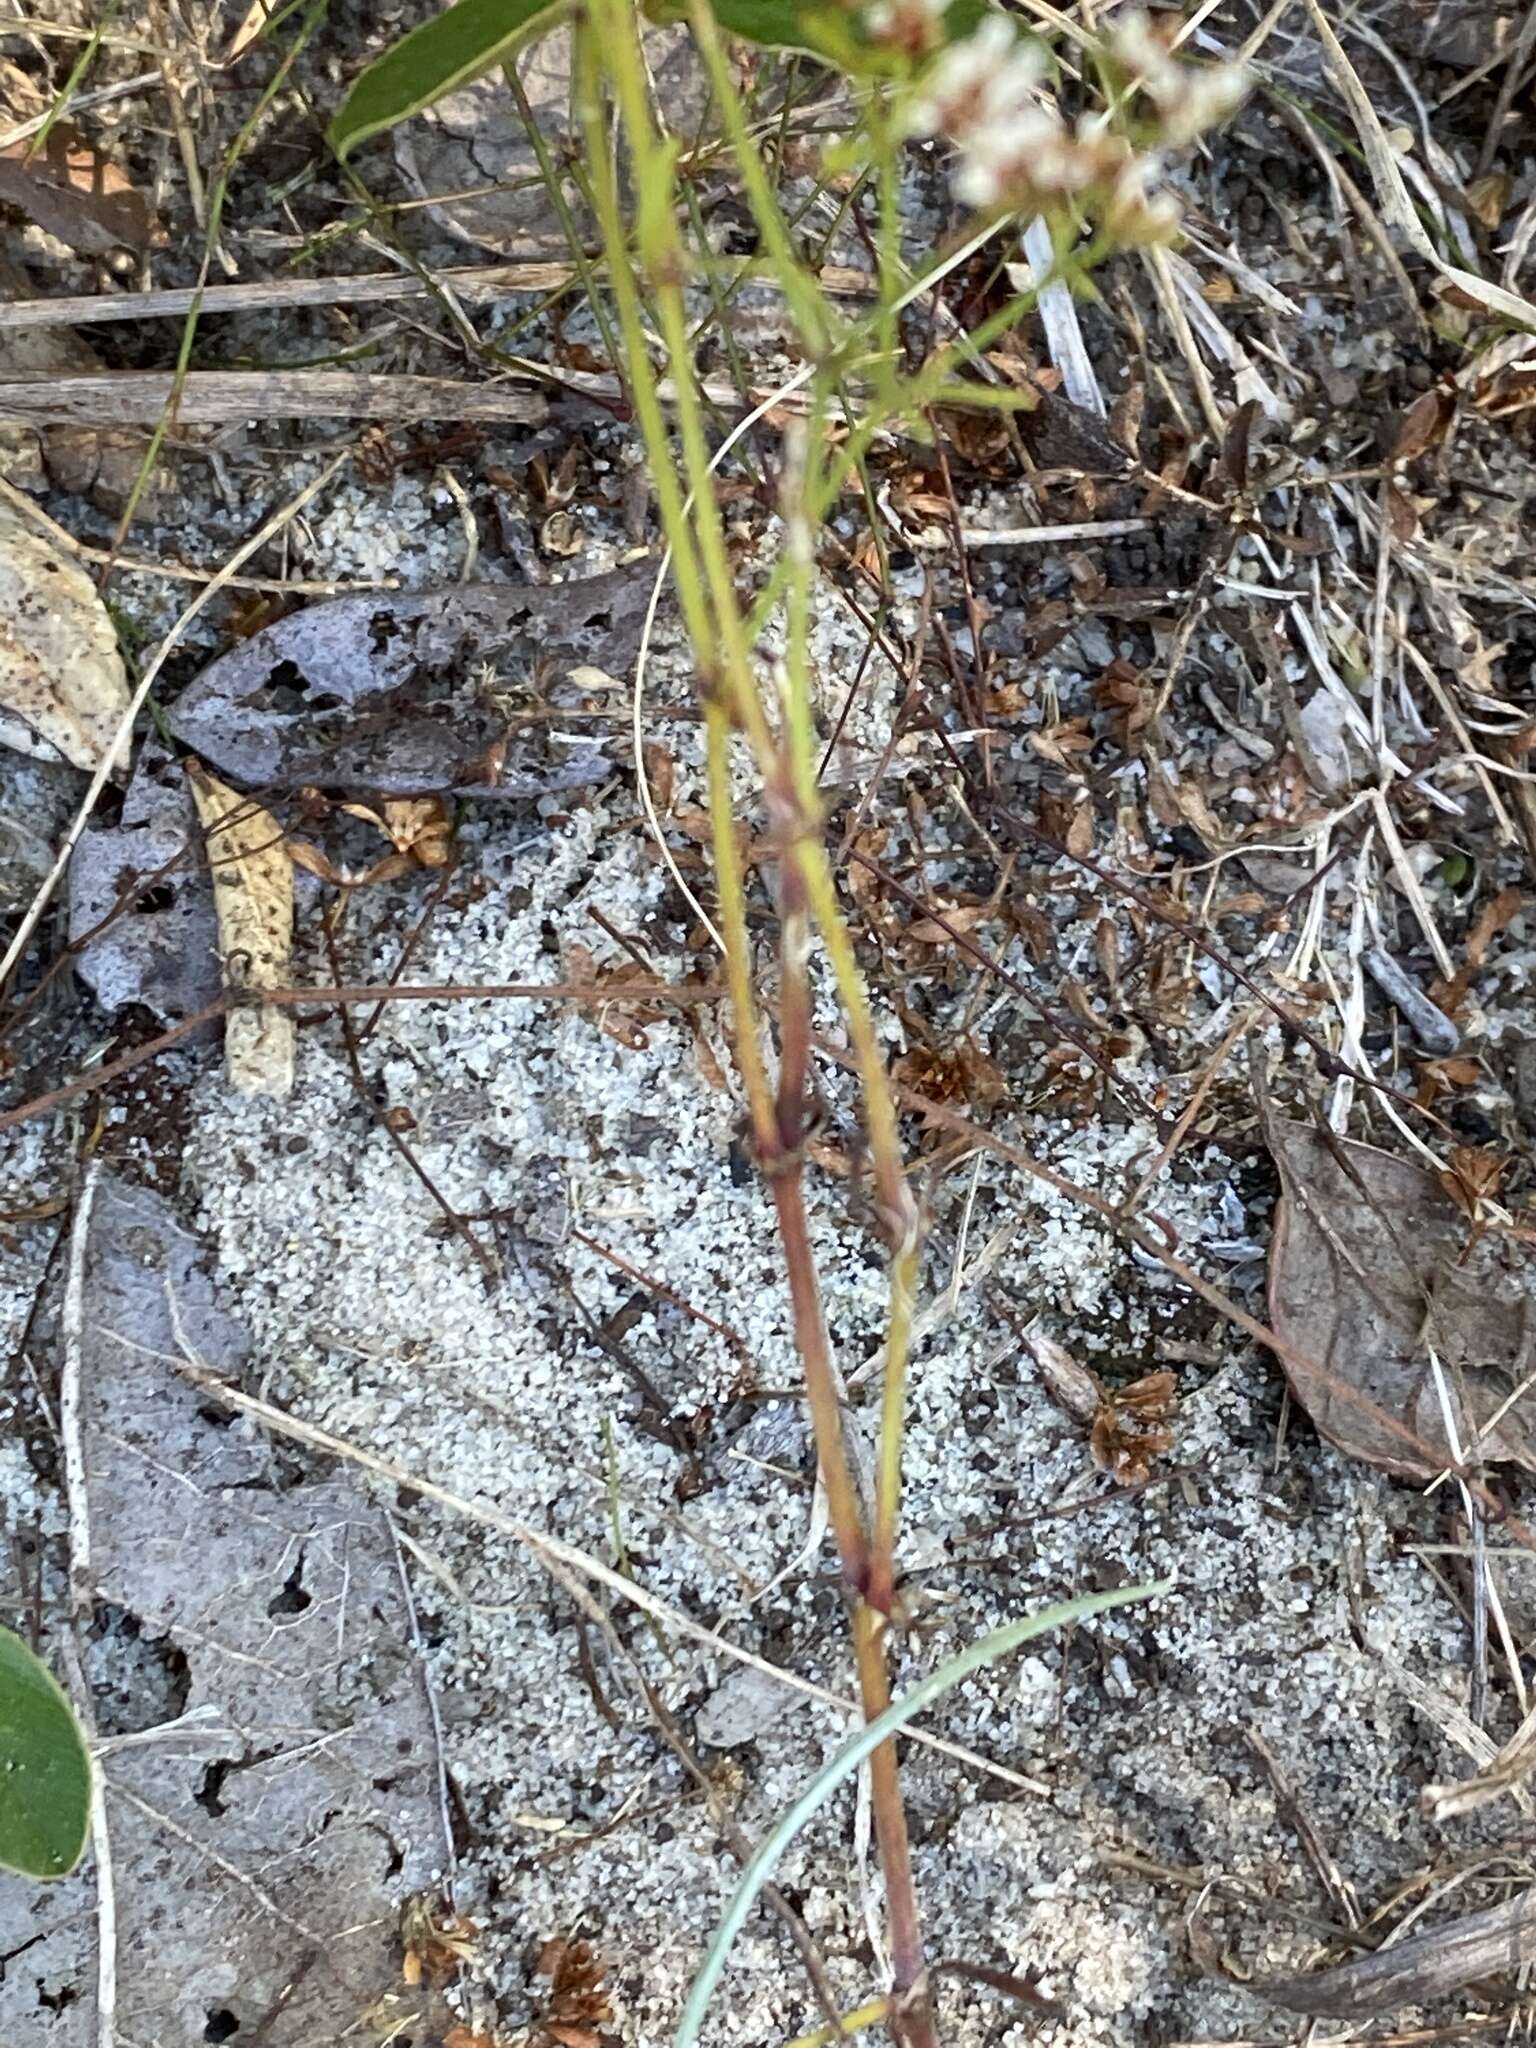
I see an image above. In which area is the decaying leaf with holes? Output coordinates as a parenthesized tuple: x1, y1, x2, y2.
(1267, 1121, 1536, 1481)
(164, 572, 656, 799)
(68, 738, 222, 1025)
(0, 1175, 459, 2048)
(186, 764, 294, 1098)
(0, 503, 130, 773)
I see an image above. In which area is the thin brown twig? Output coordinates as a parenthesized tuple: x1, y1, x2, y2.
(0, 979, 726, 1135)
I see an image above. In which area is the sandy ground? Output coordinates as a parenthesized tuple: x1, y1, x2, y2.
(6, 2, 1536, 2044)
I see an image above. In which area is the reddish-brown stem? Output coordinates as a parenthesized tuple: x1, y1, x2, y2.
(769, 832, 932, 2043)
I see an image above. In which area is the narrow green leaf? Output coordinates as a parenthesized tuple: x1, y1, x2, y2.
(675, 1577, 1174, 2047)
(647, 0, 994, 72)
(0, 1624, 91, 1881)
(328, 0, 573, 159)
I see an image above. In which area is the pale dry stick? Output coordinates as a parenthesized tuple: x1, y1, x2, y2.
(629, 212, 1012, 954)
(110, 1783, 330, 1945)
(1426, 1692, 1536, 1822)
(0, 369, 548, 426)
(1392, 630, 1516, 845)
(169, 1358, 1053, 1800)
(0, 468, 393, 589)
(529, 1542, 850, 2041)
(1369, 790, 1456, 981)
(0, 473, 396, 593)
(1141, 243, 1225, 443)
(0, 449, 349, 998)
(1475, 0, 1536, 180)
(60, 1161, 117, 2048)
(0, 263, 586, 330)
(0, 17, 163, 52)
(1422, 1356, 1507, 1733)
(0, 69, 158, 147)
(1378, 1650, 1536, 1818)
(955, 516, 1150, 547)
(1019, 213, 1104, 417)
(387, 1520, 458, 1894)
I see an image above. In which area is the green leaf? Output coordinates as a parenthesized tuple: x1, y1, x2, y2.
(646, 0, 994, 73)
(328, 0, 573, 159)
(0, 1625, 91, 1881)
(675, 1577, 1174, 2047)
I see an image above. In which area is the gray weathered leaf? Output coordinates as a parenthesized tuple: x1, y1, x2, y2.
(1267, 1121, 1536, 1481)
(394, 25, 706, 254)
(165, 573, 648, 797)
(0, 1176, 454, 2046)
(67, 738, 222, 1023)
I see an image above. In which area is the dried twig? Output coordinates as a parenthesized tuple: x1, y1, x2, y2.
(61, 1164, 117, 2048)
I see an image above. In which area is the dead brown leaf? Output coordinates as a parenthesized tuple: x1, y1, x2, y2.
(1089, 1372, 1177, 1485)
(1434, 884, 1523, 1012)
(533, 1935, 611, 2046)
(1267, 1121, 1536, 1481)
(892, 1037, 1006, 1110)
(1440, 1143, 1506, 1220)
(0, 128, 153, 255)
(906, 903, 986, 946)
(1466, 171, 1511, 231)
(340, 795, 454, 867)
(1389, 385, 1454, 462)
(1019, 1320, 1102, 1424)
(1094, 659, 1154, 747)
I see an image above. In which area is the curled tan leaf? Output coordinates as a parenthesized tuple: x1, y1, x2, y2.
(0, 128, 152, 255)
(0, 503, 130, 773)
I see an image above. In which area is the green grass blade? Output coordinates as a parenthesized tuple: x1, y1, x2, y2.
(0, 1624, 91, 1881)
(328, 0, 573, 158)
(675, 1577, 1174, 2047)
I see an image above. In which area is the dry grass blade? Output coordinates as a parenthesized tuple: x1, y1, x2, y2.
(1424, 1695, 1536, 1821)
(1301, 0, 1536, 331)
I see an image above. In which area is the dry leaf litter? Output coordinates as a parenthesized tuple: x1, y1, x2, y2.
(6, 3, 1536, 2044)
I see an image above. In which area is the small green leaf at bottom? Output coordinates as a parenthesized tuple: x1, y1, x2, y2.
(0, 1624, 91, 1881)
(328, 0, 573, 160)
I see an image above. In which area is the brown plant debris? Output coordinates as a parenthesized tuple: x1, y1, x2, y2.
(1266, 1121, 1536, 1482)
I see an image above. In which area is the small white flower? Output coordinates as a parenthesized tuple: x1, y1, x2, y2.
(904, 16, 1042, 138)
(1108, 7, 1247, 148)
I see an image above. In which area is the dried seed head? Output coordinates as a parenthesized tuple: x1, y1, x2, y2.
(864, 0, 949, 58)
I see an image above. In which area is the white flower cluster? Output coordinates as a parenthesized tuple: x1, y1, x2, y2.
(900, 6, 1245, 242)
(1107, 9, 1247, 147)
